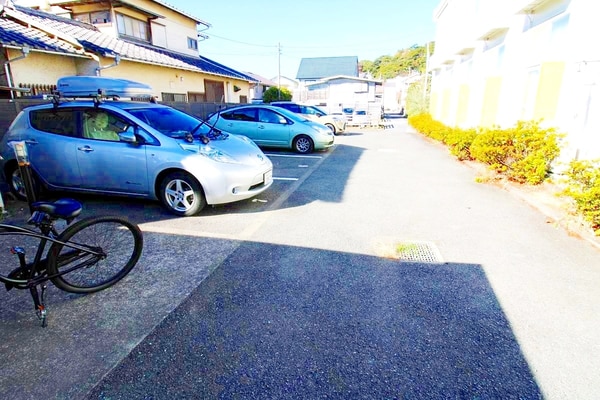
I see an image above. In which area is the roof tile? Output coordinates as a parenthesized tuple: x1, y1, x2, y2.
(0, 5, 253, 81)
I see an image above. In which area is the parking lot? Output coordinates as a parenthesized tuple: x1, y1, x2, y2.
(0, 136, 339, 400)
(2, 119, 600, 399)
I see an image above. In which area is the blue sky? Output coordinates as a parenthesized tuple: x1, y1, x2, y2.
(163, 0, 441, 80)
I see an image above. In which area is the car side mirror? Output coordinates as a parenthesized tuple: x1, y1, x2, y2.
(118, 129, 137, 143)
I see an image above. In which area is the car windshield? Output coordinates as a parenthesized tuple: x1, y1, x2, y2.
(269, 106, 309, 123)
(310, 106, 327, 115)
(128, 107, 225, 139)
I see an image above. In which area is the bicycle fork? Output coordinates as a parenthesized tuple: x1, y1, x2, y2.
(11, 246, 48, 328)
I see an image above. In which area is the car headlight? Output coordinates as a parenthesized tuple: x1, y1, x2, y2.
(179, 143, 239, 164)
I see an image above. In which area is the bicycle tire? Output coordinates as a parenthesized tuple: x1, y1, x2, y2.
(46, 215, 143, 294)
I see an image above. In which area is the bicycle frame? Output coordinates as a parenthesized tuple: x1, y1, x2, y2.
(0, 222, 105, 288)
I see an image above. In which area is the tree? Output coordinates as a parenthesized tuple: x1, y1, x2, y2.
(262, 87, 292, 103)
(405, 77, 430, 116)
(360, 42, 434, 79)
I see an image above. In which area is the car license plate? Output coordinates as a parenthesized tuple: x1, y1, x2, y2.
(264, 169, 273, 184)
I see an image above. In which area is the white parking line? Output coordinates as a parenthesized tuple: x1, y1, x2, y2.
(266, 153, 323, 159)
(274, 177, 298, 181)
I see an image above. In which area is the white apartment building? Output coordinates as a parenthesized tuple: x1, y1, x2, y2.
(429, 0, 600, 161)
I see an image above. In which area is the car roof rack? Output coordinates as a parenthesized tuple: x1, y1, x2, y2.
(53, 76, 153, 107)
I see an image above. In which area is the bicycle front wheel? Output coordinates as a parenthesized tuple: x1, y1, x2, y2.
(47, 216, 143, 294)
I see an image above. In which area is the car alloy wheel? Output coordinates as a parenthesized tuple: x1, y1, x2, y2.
(160, 172, 206, 216)
(293, 135, 314, 154)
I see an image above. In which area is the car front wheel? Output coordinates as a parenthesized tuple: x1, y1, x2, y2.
(159, 172, 206, 216)
(325, 123, 337, 135)
(293, 135, 314, 154)
(6, 162, 41, 201)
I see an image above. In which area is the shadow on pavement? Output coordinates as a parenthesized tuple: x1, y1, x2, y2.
(79, 241, 542, 399)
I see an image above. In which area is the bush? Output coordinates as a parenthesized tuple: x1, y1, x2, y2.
(469, 121, 562, 184)
(561, 159, 600, 235)
(408, 113, 449, 142)
(409, 115, 562, 184)
(262, 87, 292, 103)
(409, 113, 599, 235)
(444, 128, 477, 161)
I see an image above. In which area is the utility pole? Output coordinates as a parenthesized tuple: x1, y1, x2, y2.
(278, 42, 281, 100)
(423, 41, 430, 101)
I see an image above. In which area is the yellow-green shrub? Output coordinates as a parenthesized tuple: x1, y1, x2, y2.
(444, 128, 477, 161)
(469, 121, 562, 184)
(561, 159, 600, 235)
(408, 113, 450, 142)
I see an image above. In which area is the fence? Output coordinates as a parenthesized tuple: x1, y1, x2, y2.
(0, 99, 234, 141)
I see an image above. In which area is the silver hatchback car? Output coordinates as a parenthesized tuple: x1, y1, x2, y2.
(1, 97, 273, 217)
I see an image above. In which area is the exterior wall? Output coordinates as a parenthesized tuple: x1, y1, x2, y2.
(98, 59, 250, 102)
(7, 49, 79, 85)
(4, 50, 249, 103)
(19, 0, 201, 57)
(300, 78, 382, 112)
(117, 0, 200, 56)
(429, 0, 600, 160)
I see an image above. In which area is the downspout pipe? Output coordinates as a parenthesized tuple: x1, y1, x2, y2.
(95, 54, 120, 76)
(3, 46, 30, 99)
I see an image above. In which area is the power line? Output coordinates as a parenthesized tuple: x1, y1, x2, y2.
(206, 32, 278, 48)
(205, 32, 422, 53)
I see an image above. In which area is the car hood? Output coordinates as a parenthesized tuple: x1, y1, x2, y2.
(181, 133, 269, 166)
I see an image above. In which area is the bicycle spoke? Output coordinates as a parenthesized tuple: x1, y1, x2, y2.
(48, 218, 142, 292)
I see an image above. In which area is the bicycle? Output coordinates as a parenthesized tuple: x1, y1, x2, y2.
(0, 198, 143, 327)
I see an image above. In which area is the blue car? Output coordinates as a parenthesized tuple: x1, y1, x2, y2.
(207, 105, 335, 154)
(0, 77, 273, 217)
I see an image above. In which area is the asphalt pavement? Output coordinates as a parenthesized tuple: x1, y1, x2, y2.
(2, 119, 600, 399)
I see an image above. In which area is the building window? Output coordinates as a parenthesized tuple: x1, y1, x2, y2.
(74, 10, 111, 24)
(116, 13, 150, 42)
(162, 93, 187, 102)
(523, 0, 569, 32)
(239, 95, 248, 103)
(187, 37, 198, 50)
(550, 14, 570, 49)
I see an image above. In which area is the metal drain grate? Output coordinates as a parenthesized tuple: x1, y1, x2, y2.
(395, 241, 443, 263)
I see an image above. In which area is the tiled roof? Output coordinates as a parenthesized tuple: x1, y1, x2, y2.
(0, 12, 86, 55)
(296, 56, 359, 80)
(243, 71, 275, 86)
(0, 5, 253, 81)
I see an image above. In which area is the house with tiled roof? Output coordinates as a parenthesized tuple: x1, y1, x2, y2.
(299, 75, 383, 114)
(296, 56, 359, 84)
(0, 0, 257, 103)
(294, 56, 383, 113)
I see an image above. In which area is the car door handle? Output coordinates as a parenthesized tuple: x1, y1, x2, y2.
(24, 139, 39, 146)
(77, 145, 94, 153)
(258, 125, 265, 129)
